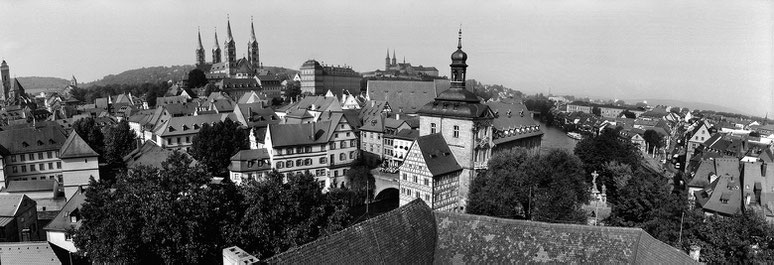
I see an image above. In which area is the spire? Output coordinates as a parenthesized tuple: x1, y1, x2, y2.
(386, 49, 390, 59)
(213, 28, 220, 49)
(457, 26, 462, 49)
(250, 16, 257, 42)
(392, 50, 396, 60)
(197, 27, 204, 49)
(226, 15, 234, 42)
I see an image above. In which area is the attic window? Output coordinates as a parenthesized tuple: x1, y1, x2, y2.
(182, 125, 189, 131)
(194, 124, 200, 129)
(168, 127, 176, 132)
(22, 142, 29, 147)
(49, 139, 55, 144)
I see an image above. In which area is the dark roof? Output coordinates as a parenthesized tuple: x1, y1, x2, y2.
(264, 199, 437, 264)
(43, 187, 85, 232)
(59, 132, 99, 159)
(487, 101, 543, 144)
(418, 98, 493, 120)
(366, 79, 450, 114)
(123, 141, 194, 169)
(155, 114, 227, 137)
(267, 121, 333, 147)
(415, 134, 462, 176)
(232, 103, 280, 128)
(0, 123, 67, 155)
(228, 149, 272, 172)
(389, 129, 419, 141)
(0, 194, 29, 217)
(260, 199, 696, 264)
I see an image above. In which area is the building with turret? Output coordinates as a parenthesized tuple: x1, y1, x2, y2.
(399, 29, 495, 211)
(362, 49, 439, 79)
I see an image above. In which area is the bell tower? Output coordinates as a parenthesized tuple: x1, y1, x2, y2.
(224, 16, 237, 75)
(212, 28, 222, 64)
(247, 16, 260, 72)
(195, 27, 206, 67)
(0, 60, 9, 101)
(385, 49, 391, 70)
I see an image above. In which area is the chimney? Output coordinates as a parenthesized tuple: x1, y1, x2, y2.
(689, 245, 701, 262)
(248, 107, 253, 122)
(395, 113, 400, 120)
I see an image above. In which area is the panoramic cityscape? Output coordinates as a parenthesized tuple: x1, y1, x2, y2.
(0, 0, 772, 264)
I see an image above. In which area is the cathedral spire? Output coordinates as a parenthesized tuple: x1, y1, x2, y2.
(197, 27, 204, 49)
(226, 15, 234, 42)
(457, 26, 462, 49)
(250, 16, 257, 42)
(386, 49, 390, 59)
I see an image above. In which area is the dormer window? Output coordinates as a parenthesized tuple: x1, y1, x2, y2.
(37, 140, 44, 146)
(22, 142, 29, 147)
(168, 127, 176, 132)
(49, 139, 55, 144)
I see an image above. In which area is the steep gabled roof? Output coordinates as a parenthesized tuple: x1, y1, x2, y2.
(59, 132, 99, 159)
(0, 194, 30, 217)
(366, 79, 449, 114)
(43, 187, 86, 232)
(267, 121, 332, 147)
(415, 133, 462, 176)
(0, 123, 68, 155)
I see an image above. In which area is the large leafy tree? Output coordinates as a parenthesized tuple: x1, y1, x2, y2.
(103, 120, 137, 166)
(468, 148, 589, 223)
(72, 117, 106, 156)
(189, 119, 248, 177)
(231, 171, 351, 259)
(605, 168, 670, 227)
(643, 129, 663, 154)
(75, 151, 243, 264)
(187, 68, 208, 89)
(344, 157, 375, 203)
(574, 127, 641, 198)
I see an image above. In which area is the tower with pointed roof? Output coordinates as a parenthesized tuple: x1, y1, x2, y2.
(70, 75, 77, 87)
(195, 27, 206, 67)
(0, 60, 9, 101)
(417, 28, 494, 210)
(212, 29, 222, 64)
(247, 17, 260, 73)
(385, 49, 391, 71)
(224, 17, 237, 76)
(391, 50, 397, 66)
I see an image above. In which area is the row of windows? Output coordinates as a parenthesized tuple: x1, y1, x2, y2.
(275, 152, 356, 169)
(166, 136, 191, 146)
(14, 174, 63, 183)
(363, 131, 382, 140)
(279, 140, 357, 155)
(11, 162, 62, 173)
(9, 151, 58, 163)
(402, 173, 431, 186)
(401, 187, 431, 202)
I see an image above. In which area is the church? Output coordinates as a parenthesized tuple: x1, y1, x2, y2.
(193, 18, 282, 99)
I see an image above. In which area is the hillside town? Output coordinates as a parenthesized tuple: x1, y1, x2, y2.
(0, 14, 771, 264)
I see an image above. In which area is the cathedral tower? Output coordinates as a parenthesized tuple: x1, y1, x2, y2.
(247, 17, 260, 72)
(212, 29, 222, 64)
(224, 17, 237, 75)
(0, 60, 9, 100)
(195, 27, 206, 67)
(391, 50, 397, 66)
(385, 49, 391, 70)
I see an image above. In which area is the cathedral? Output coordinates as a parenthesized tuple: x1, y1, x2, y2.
(0, 60, 31, 107)
(193, 18, 284, 99)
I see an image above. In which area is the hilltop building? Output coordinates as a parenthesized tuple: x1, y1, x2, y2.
(361, 49, 439, 79)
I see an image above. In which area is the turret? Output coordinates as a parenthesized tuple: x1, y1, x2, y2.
(225, 16, 236, 64)
(449, 28, 468, 89)
(0, 60, 9, 100)
(247, 16, 260, 72)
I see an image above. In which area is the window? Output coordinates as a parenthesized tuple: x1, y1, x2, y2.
(305, 146, 312, 153)
(296, 147, 304, 154)
(335, 133, 339, 138)
(30, 164, 35, 171)
(296, 159, 303, 167)
(350, 151, 355, 159)
(21, 166, 26, 173)
(402, 173, 408, 181)
(320, 157, 327, 164)
(424, 178, 429, 186)
(424, 194, 430, 201)
(38, 153, 43, 160)
(276, 149, 283, 155)
(415, 191, 420, 198)
(167, 138, 172, 145)
(58, 175, 63, 183)
(330, 142, 337, 150)
(276, 161, 284, 169)
(453, 125, 460, 138)
(10, 156, 15, 162)
(413, 175, 418, 183)
(287, 148, 294, 155)
(12, 166, 17, 173)
(176, 137, 181, 144)
(186, 136, 190, 143)
(47, 151, 52, 159)
(346, 132, 351, 137)
(430, 123, 437, 134)
(334, 170, 339, 177)
(351, 140, 356, 147)
(287, 160, 294, 168)
(65, 232, 72, 241)
(341, 141, 347, 148)
(56, 162, 62, 169)
(40, 163, 45, 170)
(28, 154, 34, 161)
(339, 153, 346, 161)
(304, 158, 312, 166)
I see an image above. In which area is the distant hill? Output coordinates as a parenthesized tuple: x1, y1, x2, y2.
(623, 98, 744, 115)
(83, 65, 300, 87)
(16, 76, 70, 94)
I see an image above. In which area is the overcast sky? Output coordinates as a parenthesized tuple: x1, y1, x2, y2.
(0, 0, 771, 116)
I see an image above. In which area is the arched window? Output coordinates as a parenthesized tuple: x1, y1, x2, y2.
(430, 123, 437, 134)
(276, 161, 284, 169)
(286, 160, 294, 168)
(304, 158, 312, 166)
(453, 125, 460, 138)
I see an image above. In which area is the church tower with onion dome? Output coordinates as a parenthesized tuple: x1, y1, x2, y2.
(415, 28, 495, 211)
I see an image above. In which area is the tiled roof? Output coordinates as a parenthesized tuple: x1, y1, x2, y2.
(43, 187, 85, 232)
(123, 141, 186, 169)
(267, 121, 333, 147)
(259, 199, 695, 264)
(0, 194, 27, 217)
(416, 134, 462, 176)
(388, 129, 419, 141)
(232, 103, 280, 128)
(0, 123, 67, 155)
(366, 79, 449, 114)
(155, 114, 227, 137)
(264, 200, 437, 264)
(0, 242, 61, 265)
(698, 173, 742, 216)
(418, 96, 493, 120)
(4, 180, 57, 193)
(59, 132, 99, 159)
(487, 101, 543, 144)
(280, 96, 342, 114)
(228, 149, 272, 172)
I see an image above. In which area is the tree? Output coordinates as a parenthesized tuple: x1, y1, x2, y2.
(187, 68, 208, 89)
(592, 106, 602, 116)
(284, 81, 301, 103)
(190, 119, 248, 177)
(621, 110, 636, 119)
(345, 158, 375, 203)
(103, 120, 137, 166)
(231, 171, 351, 259)
(468, 148, 589, 223)
(574, 127, 641, 178)
(72, 117, 105, 156)
(75, 151, 243, 264)
(605, 168, 670, 227)
(643, 129, 663, 154)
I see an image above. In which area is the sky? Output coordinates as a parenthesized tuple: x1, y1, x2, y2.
(0, 0, 771, 116)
